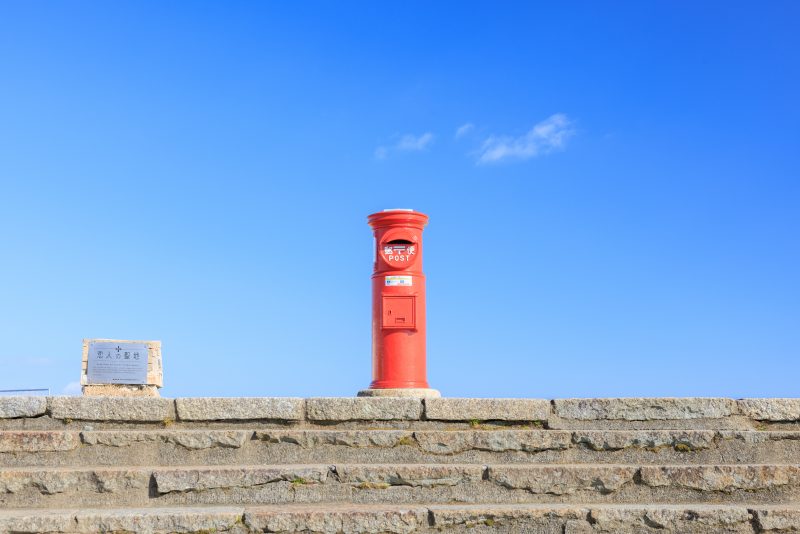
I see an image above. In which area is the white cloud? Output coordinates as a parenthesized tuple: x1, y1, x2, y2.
(455, 123, 474, 139)
(477, 114, 574, 164)
(396, 132, 434, 151)
(375, 132, 434, 159)
(62, 381, 82, 396)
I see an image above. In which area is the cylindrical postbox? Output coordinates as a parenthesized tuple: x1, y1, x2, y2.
(360, 209, 438, 397)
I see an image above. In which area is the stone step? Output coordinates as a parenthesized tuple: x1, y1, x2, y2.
(2, 428, 799, 468)
(2, 463, 800, 508)
(0, 503, 799, 533)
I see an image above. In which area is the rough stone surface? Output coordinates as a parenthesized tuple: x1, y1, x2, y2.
(176, 397, 304, 421)
(245, 505, 429, 534)
(755, 507, 800, 531)
(589, 505, 753, 533)
(255, 429, 413, 449)
(0, 396, 48, 419)
(306, 398, 423, 421)
(0, 509, 78, 533)
(488, 465, 638, 495)
(414, 430, 571, 455)
(0, 467, 148, 496)
(4, 397, 800, 533)
(424, 398, 550, 422)
(48, 396, 175, 422)
(154, 466, 330, 493)
(3, 505, 800, 534)
(572, 430, 716, 451)
(718, 430, 800, 444)
(0, 431, 80, 452)
(429, 503, 587, 529)
(74, 506, 245, 533)
(639, 465, 800, 492)
(82, 384, 160, 397)
(337, 464, 484, 487)
(81, 430, 249, 449)
(554, 398, 737, 421)
(739, 398, 800, 422)
(0, 507, 247, 534)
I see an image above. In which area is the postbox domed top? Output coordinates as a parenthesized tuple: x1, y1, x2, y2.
(368, 209, 429, 230)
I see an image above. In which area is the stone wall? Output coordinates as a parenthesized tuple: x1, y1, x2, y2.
(1, 396, 799, 533)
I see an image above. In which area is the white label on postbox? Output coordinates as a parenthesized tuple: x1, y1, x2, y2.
(385, 275, 413, 287)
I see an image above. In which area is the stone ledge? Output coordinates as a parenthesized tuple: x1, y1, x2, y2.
(0, 397, 797, 426)
(553, 398, 737, 421)
(2, 504, 799, 534)
(47, 396, 175, 422)
(306, 397, 423, 421)
(0, 431, 80, 453)
(175, 397, 304, 421)
(738, 399, 800, 422)
(0, 397, 47, 419)
(424, 398, 550, 422)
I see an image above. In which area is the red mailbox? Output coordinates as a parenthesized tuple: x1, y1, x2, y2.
(361, 209, 438, 397)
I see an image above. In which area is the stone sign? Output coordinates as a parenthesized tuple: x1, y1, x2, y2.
(86, 341, 149, 384)
(81, 338, 163, 397)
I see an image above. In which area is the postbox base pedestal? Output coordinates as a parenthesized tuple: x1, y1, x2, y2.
(357, 388, 441, 399)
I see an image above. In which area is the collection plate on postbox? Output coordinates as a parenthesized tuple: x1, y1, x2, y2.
(86, 341, 149, 385)
(382, 295, 416, 329)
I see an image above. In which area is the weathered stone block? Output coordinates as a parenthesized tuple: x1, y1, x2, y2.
(81, 430, 249, 450)
(572, 430, 716, 451)
(0, 396, 47, 419)
(589, 505, 753, 533)
(639, 465, 800, 491)
(48, 396, 175, 422)
(739, 398, 800, 422)
(0, 431, 80, 453)
(488, 465, 637, 495)
(254, 429, 413, 449)
(74, 506, 246, 533)
(153, 466, 330, 493)
(424, 398, 550, 421)
(306, 397, 423, 421)
(0, 510, 77, 533)
(755, 508, 800, 531)
(176, 397, 304, 421)
(245, 505, 428, 534)
(554, 398, 736, 421)
(429, 503, 588, 529)
(338, 464, 484, 487)
(0, 467, 148, 495)
(414, 430, 571, 455)
(82, 384, 160, 397)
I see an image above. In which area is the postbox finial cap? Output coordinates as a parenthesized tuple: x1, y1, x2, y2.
(368, 209, 428, 229)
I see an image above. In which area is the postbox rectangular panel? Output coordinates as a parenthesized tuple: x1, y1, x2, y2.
(382, 296, 416, 329)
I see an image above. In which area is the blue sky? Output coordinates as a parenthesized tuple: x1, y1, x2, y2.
(1, 2, 798, 398)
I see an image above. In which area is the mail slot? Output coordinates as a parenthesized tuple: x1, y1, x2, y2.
(365, 209, 431, 391)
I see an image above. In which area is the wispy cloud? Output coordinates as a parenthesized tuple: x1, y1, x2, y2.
(62, 381, 82, 396)
(477, 114, 574, 164)
(455, 123, 474, 139)
(375, 132, 434, 159)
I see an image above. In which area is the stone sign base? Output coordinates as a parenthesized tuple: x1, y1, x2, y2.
(82, 384, 161, 397)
